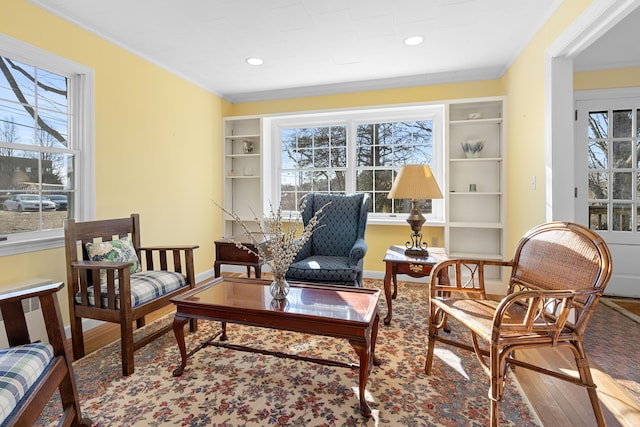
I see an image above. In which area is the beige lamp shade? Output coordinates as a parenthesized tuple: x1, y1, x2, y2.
(387, 164, 443, 200)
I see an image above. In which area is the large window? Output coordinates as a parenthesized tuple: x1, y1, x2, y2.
(0, 36, 94, 255)
(269, 105, 444, 223)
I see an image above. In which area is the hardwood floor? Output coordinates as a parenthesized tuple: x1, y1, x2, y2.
(75, 284, 640, 426)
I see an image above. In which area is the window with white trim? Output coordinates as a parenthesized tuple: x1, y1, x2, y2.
(0, 35, 94, 256)
(268, 105, 444, 223)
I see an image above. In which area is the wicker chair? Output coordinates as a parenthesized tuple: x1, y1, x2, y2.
(425, 222, 612, 426)
(64, 214, 198, 376)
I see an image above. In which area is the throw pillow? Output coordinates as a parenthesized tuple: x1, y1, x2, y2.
(86, 235, 142, 283)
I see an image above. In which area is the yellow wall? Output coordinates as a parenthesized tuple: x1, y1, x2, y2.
(501, 0, 591, 251)
(0, 0, 224, 320)
(575, 66, 640, 90)
(0, 0, 622, 320)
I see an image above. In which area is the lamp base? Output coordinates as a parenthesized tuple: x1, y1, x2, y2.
(404, 247, 430, 258)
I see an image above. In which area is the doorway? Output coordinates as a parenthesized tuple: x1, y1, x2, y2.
(575, 92, 640, 296)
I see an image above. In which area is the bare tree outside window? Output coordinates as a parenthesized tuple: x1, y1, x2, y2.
(587, 109, 639, 231)
(279, 119, 434, 214)
(0, 55, 74, 236)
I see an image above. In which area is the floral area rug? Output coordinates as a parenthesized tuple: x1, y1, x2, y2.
(39, 279, 539, 426)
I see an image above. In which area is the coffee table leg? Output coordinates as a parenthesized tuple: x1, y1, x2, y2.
(371, 313, 381, 367)
(172, 314, 189, 376)
(350, 339, 372, 417)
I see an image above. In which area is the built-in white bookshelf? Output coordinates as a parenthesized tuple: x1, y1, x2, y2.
(222, 116, 263, 236)
(445, 98, 506, 286)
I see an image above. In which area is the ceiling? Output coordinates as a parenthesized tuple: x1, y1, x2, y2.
(28, 0, 634, 103)
(574, 5, 640, 72)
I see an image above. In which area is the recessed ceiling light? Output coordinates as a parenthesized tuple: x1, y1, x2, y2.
(403, 36, 424, 46)
(246, 57, 263, 65)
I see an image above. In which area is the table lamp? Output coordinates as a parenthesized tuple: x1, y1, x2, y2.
(387, 164, 443, 257)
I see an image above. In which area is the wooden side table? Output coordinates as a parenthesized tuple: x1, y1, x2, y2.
(214, 233, 273, 278)
(382, 245, 448, 325)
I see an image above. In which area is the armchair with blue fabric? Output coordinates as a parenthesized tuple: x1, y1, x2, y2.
(285, 193, 371, 287)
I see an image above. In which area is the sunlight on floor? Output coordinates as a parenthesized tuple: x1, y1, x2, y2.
(289, 337, 323, 353)
(434, 347, 470, 379)
(351, 387, 380, 426)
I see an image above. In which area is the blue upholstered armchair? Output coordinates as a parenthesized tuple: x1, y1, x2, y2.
(285, 193, 371, 287)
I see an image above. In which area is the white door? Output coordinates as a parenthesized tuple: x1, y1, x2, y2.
(575, 95, 640, 297)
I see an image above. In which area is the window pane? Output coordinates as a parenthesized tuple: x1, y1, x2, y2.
(356, 169, 372, 191)
(612, 109, 632, 138)
(588, 111, 608, 138)
(0, 58, 36, 105)
(589, 203, 608, 230)
(612, 140, 632, 168)
(36, 68, 68, 114)
(0, 101, 36, 144)
(314, 148, 329, 167)
(612, 203, 632, 231)
(588, 172, 608, 199)
(374, 192, 391, 213)
(38, 110, 68, 149)
(612, 172, 632, 199)
(588, 140, 607, 169)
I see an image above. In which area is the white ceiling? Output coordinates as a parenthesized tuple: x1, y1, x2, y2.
(574, 5, 640, 72)
(28, 0, 632, 104)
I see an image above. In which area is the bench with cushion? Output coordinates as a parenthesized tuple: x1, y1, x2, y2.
(0, 282, 91, 426)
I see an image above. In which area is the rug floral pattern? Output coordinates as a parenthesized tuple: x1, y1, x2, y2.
(40, 280, 539, 426)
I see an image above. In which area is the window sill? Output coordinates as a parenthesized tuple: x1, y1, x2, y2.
(0, 230, 64, 257)
(367, 216, 445, 227)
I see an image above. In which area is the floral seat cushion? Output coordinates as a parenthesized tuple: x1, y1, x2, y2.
(75, 270, 187, 309)
(287, 255, 359, 285)
(0, 342, 54, 426)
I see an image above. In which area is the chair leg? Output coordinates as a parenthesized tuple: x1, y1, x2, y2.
(136, 317, 146, 329)
(489, 345, 503, 427)
(120, 320, 135, 376)
(573, 341, 606, 426)
(424, 305, 439, 374)
(71, 316, 85, 361)
(490, 400, 499, 427)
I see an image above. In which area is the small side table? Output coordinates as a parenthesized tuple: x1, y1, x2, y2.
(214, 233, 273, 278)
(382, 245, 448, 325)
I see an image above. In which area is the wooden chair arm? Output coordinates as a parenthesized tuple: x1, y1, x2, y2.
(492, 287, 602, 342)
(138, 245, 199, 251)
(70, 261, 132, 309)
(0, 282, 66, 348)
(429, 258, 514, 297)
(0, 282, 64, 303)
(71, 260, 133, 270)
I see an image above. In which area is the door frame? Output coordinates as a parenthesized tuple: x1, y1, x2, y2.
(546, 0, 640, 222)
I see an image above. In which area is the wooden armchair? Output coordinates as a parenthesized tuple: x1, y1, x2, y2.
(64, 214, 198, 376)
(0, 282, 91, 426)
(425, 222, 612, 426)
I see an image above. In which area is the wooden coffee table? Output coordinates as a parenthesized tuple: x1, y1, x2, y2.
(382, 245, 449, 325)
(171, 276, 381, 417)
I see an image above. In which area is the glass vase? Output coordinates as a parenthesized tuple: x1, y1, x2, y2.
(270, 274, 290, 300)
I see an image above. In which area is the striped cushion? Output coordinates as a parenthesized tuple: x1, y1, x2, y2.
(0, 342, 54, 425)
(75, 270, 187, 308)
